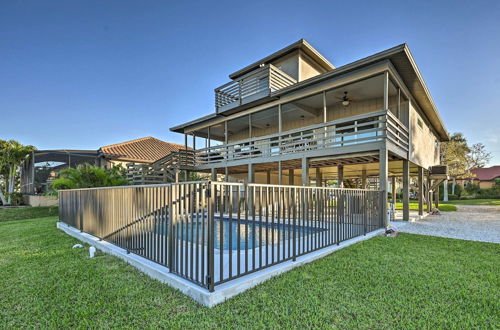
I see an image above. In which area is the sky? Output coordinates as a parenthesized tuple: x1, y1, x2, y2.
(1, 0, 499, 163)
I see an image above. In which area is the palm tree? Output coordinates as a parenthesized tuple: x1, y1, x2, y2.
(0, 140, 36, 205)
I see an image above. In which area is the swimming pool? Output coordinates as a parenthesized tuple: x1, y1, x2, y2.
(160, 217, 324, 251)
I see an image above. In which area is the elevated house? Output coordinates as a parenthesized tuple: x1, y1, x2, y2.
(167, 39, 449, 223)
(58, 40, 450, 298)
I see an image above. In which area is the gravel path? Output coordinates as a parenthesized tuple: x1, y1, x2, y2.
(392, 205, 500, 244)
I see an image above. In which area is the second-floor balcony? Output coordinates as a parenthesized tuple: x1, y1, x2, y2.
(194, 109, 409, 167)
(215, 64, 297, 113)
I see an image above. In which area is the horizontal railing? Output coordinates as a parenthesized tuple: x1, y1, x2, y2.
(215, 64, 297, 112)
(59, 182, 383, 292)
(195, 110, 409, 165)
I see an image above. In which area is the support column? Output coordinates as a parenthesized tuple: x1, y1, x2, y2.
(30, 151, 35, 194)
(402, 160, 410, 221)
(301, 157, 309, 186)
(427, 175, 432, 212)
(391, 177, 396, 203)
(288, 169, 294, 185)
(338, 165, 344, 188)
(278, 161, 282, 185)
(417, 167, 424, 216)
(225, 167, 229, 182)
(434, 185, 439, 209)
(248, 163, 255, 183)
(266, 170, 271, 184)
(361, 169, 367, 189)
(379, 147, 388, 227)
(175, 169, 180, 183)
(210, 168, 217, 181)
(443, 180, 448, 201)
(184, 170, 189, 182)
(315, 168, 322, 187)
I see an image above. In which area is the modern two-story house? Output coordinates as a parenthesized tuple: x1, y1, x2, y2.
(168, 39, 448, 224)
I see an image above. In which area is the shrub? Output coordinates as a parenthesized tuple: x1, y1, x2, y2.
(464, 183, 480, 195)
(8, 192, 24, 206)
(51, 164, 129, 191)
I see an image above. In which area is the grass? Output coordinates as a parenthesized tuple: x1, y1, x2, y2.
(395, 202, 457, 212)
(443, 199, 500, 206)
(0, 205, 58, 222)
(0, 212, 498, 328)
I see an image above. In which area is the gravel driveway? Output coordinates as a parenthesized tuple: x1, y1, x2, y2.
(392, 205, 500, 244)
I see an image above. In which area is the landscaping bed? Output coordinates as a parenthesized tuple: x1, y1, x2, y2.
(0, 208, 498, 328)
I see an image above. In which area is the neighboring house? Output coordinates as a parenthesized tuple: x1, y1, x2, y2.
(459, 166, 500, 189)
(98, 137, 187, 169)
(166, 39, 449, 221)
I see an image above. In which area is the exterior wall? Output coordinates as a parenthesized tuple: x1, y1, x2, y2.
(299, 51, 326, 81)
(100, 158, 145, 169)
(327, 97, 384, 121)
(409, 101, 440, 169)
(271, 51, 299, 81)
(479, 180, 495, 189)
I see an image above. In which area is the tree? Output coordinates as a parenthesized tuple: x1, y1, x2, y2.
(467, 143, 491, 170)
(0, 140, 36, 205)
(440, 133, 470, 178)
(51, 164, 129, 190)
(440, 133, 492, 196)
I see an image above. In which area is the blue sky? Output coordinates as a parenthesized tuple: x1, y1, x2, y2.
(1, 0, 499, 163)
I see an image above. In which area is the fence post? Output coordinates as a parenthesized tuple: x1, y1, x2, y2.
(207, 182, 215, 292)
(168, 185, 174, 272)
(292, 187, 297, 261)
(363, 191, 367, 236)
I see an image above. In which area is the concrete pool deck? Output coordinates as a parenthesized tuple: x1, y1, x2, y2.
(57, 221, 384, 306)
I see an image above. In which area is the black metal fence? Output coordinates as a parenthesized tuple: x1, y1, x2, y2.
(59, 181, 383, 291)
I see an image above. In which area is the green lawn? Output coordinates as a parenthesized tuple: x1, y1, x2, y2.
(0, 205, 58, 222)
(0, 211, 498, 328)
(443, 199, 500, 206)
(395, 202, 457, 212)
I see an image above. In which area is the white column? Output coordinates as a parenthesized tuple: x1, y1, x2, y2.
(443, 180, 449, 201)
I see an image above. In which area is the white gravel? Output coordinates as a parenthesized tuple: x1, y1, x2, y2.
(391, 205, 500, 244)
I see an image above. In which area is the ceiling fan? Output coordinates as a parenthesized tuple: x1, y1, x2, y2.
(337, 91, 355, 107)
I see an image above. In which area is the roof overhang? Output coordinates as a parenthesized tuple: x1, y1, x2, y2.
(229, 39, 335, 80)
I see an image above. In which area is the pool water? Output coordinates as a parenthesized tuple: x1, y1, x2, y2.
(160, 217, 324, 251)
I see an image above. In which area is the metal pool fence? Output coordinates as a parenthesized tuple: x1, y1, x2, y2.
(59, 181, 383, 291)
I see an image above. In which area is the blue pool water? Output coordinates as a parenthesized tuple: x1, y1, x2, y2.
(160, 218, 324, 251)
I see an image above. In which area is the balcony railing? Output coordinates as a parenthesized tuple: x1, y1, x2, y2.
(195, 110, 409, 165)
(215, 64, 297, 113)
